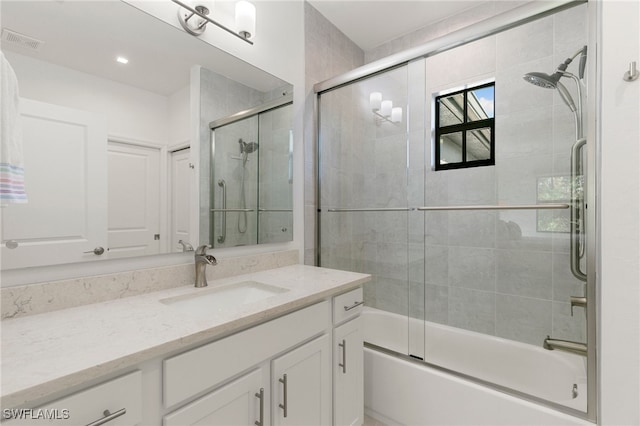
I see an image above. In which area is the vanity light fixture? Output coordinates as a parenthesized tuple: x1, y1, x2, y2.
(116, 56, 129, 64)
(172, 0, 255, 45)
(370, 92, 402, 124)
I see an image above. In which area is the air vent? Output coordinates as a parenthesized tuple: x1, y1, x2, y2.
(1, 29, 44, 51)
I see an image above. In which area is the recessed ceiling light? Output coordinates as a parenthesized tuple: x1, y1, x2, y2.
(116, 56, 129, 64)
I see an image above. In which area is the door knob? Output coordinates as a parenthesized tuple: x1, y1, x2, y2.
(84, 247, 105, 255)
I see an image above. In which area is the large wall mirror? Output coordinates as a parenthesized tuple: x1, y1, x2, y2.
(0, 0, 292, 271)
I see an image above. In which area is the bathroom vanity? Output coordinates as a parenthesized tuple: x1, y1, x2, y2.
(0, 265, 368, 425)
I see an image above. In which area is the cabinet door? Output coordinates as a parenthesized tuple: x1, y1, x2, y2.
(272, 334, 331, 426)
(164, 367, 268, 426)
(334, 317, 364, 426)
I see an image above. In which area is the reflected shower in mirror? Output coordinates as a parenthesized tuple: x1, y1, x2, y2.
(208, 96, 293, 247)
(0, 0, 291, 271)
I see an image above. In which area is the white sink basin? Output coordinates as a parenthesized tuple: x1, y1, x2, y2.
(161, 281, 289, 316)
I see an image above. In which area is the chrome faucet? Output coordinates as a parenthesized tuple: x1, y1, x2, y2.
(194, 245, 217, 288)
(178, 240, 194, 252)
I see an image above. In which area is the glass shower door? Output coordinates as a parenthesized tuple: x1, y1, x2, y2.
(421, 5, 589, 412)
(318, 65, 423, 357)
(211, 116, 259, 247)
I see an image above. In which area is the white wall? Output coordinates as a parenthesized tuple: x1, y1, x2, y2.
(5, 52, 180, 145)
(169, 86, 191, 146)
(597, 0, 640, 424)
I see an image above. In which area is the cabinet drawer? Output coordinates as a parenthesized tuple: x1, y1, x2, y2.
(333, 287, 363, 325)
(7, 371, 142, 425)
(164, 301, 330, 408)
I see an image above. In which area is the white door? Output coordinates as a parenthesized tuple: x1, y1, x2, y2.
(334, 317, 364, 426)
(107, 141, 161, 258)
(170, 148, 192, 252)
(272, 334, 332, 426)
(163, 367, 267, 426)
(1, 98, 107, 269)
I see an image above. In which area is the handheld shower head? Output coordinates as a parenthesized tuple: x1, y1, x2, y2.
(238, 138, 259, 154)
(523, 72, 576, 112)
(523, 71, 562, 89)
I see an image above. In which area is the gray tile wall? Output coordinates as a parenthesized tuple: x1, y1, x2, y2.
(303, 3, 365, 265)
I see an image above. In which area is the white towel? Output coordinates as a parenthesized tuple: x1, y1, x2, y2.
(0, 51, 27, 204)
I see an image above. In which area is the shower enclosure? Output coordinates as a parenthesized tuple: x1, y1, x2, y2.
(210, 96, 293, 247)
(317, 2, 594, 420)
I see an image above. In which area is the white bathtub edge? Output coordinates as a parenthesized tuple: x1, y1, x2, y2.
(364, 347, 593, 426)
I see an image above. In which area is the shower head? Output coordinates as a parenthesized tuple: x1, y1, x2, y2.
(523, 71, 577, 112)
(238, 138, 259, 154)
(523, 71, 562, 89)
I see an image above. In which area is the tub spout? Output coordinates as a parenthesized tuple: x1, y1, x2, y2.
(543, 336, 587, 356)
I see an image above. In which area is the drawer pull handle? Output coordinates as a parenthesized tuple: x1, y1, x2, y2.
(339, 339, 347, 374)
(255, 387, 264, 426)
(86, 408, 126, 426)
(344, 301, 364, 311)
(279, 374, 288, 418)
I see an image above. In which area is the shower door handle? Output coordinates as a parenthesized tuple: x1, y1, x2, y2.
(570, 138, 587, 281)
(217, 179, 226, 244)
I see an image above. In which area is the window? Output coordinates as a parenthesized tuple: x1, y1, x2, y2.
(434, 82, 495, 170)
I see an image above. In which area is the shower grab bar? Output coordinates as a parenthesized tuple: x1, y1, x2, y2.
(570, 138, 588, 281)
(211, 208, 255, 212)
(327, 208, 413, 212)
(258, 209, 293, 212)
(417, 204, 570, 211)
(217, 180, 226, 244)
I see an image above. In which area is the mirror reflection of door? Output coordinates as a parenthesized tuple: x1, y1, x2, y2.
(1, 99, 107, 269)
(107, 141, 161, 258)
(170, 148, 192, 252)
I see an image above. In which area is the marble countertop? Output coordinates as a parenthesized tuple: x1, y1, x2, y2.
(0, 265, 370, 409)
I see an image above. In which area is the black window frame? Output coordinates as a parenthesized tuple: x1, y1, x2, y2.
(434, 82, 495, 171)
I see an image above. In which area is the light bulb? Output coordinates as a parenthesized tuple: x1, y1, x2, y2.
(380, 100, 393, 117)
(370, 92, 382, 111)
(391, 107, 402, 123)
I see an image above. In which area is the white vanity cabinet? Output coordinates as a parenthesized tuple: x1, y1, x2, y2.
(332, 287, 364, 426)
(162, 301, 333, 426)
(2, 281, 366, 426)
(5, 371, 142, 425)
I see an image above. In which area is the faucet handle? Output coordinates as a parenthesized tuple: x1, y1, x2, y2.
(195, 244, 211, 255)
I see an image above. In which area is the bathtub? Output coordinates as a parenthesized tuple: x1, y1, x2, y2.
(362, 307, 591, 425)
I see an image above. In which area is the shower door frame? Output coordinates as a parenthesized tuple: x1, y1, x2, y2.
(314, 0, 597, 422)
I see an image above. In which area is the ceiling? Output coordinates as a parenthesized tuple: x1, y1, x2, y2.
(0, 1, 287, 96)
(307, 0, 485, 51)
(1, 1, 489, 96)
